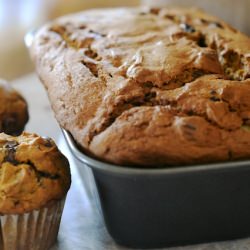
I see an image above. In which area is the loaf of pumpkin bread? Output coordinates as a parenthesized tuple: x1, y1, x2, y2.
(30, 7, 250, 166)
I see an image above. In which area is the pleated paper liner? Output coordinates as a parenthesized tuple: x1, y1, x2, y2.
(0, 198, 65, 250)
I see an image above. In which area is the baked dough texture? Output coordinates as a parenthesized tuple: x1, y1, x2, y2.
(0, 132, 71, 214)
(31, 7, 250, 167)
(0, 79, 29, 135)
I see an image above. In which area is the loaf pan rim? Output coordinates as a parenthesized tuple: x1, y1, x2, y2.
(62, 129, 250, 175)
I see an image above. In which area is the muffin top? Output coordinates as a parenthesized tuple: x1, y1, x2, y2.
(0, 132, 71, 214)
(0, 79, 29, 135)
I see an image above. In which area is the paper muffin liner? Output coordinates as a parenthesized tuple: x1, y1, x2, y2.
(0, 198, 65, 250)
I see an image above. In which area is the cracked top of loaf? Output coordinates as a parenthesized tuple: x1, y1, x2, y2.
(0, 133, 71, 214)
(31, 7, 250, 167)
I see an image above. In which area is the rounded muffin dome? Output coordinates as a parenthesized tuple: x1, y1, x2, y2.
(0, 79, 29, 136)
(0, 132, 71, 214)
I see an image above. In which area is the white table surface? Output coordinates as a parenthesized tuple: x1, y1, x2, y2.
(12, 73, 250, 250)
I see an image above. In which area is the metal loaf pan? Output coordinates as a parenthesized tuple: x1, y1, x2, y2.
(62, 129, 250, 249)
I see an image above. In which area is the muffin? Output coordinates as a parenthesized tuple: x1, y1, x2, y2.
(0, 79, 29, 135)
(30, 7, 250, 167)
(0, 132, 71, 250)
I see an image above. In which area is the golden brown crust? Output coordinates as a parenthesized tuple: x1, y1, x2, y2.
(0, 132, 71, 214)
(30, 7, 250, 167)
(0, 80, 29, 136)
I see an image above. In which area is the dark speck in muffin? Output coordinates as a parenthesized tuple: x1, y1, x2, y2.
(210, 96, 221, 102)
(4, 141, 19, 165)
(42, 136, 54, 147)
(210, 90, 217, 95)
